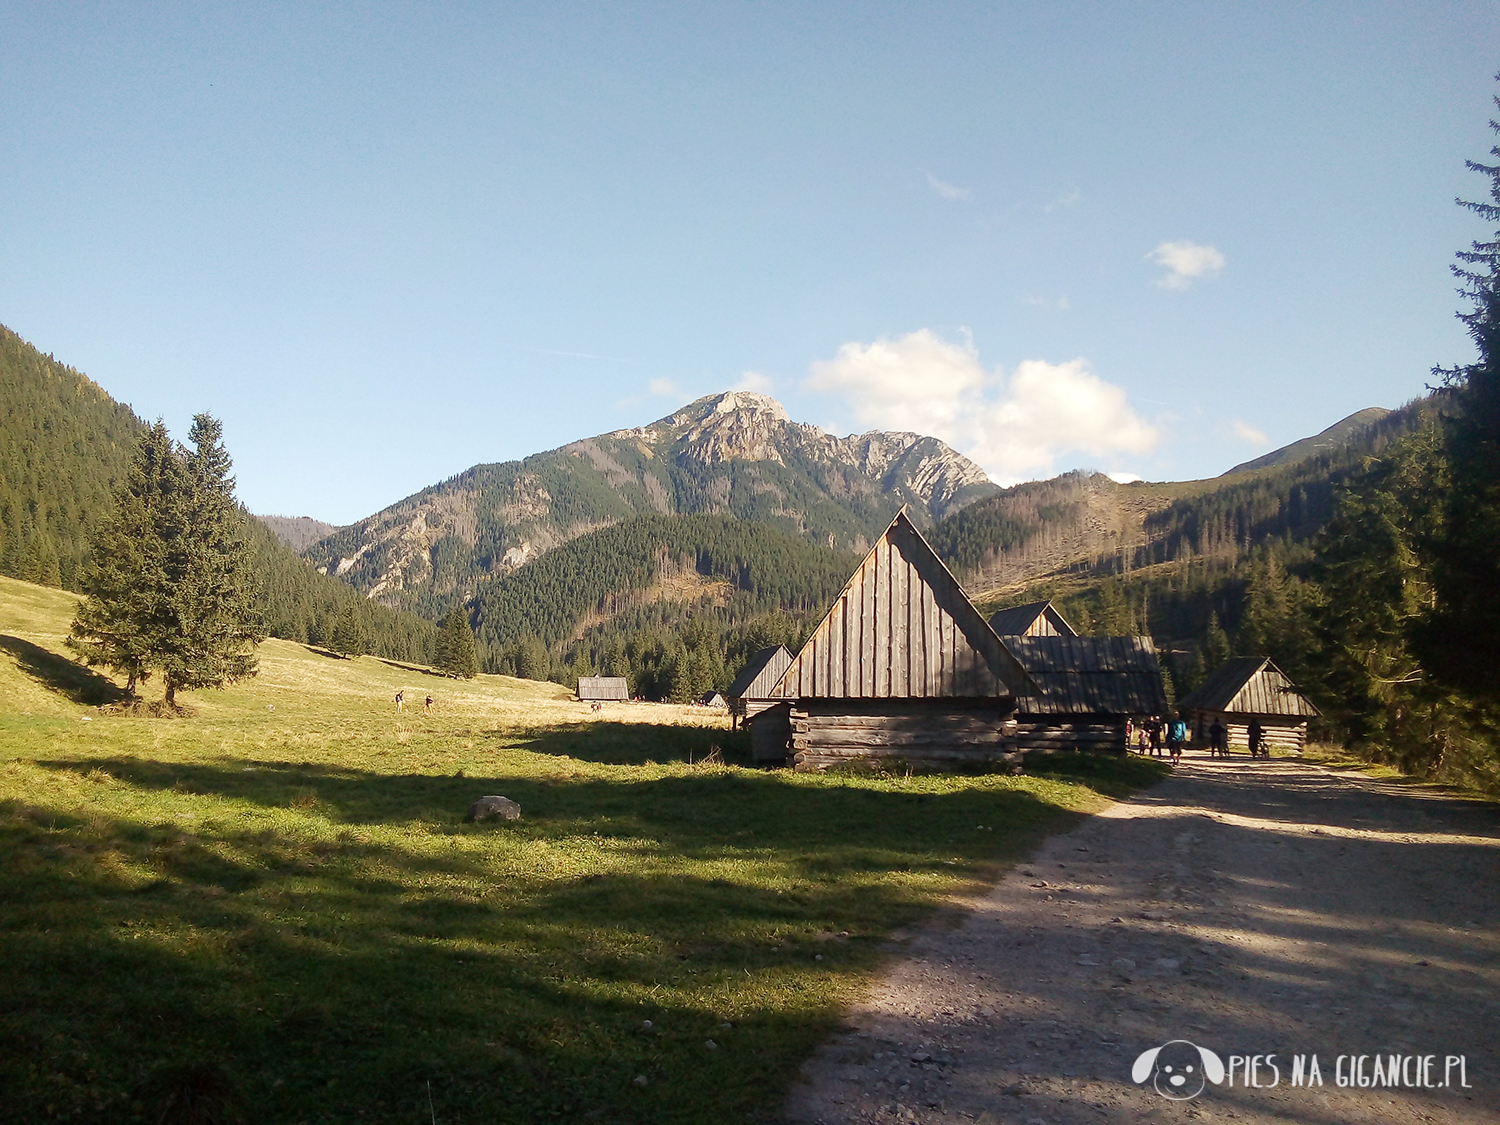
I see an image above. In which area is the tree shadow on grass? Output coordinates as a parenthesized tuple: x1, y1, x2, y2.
(2, 762, 1092, 1124)
(510, 720, 752, 767)
(0, 634, 129, 707)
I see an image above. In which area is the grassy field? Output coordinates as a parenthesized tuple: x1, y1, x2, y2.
(0, 574, 1166, 1124)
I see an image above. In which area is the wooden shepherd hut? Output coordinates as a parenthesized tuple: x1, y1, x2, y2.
(768, 511, 1038, 772)
(989, 600, 1079, 638)
(1178, 656, 1320, 753)
(577, 676, 629, 702)
(1004, 636, 1169, 753)
(726, 644, 795, 761)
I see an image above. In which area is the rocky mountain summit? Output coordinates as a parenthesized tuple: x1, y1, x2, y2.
(304, 392, 999, 612)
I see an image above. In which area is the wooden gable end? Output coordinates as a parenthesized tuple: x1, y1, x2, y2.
(1223, 660, 1321, 718)
(773, 511, 1035, 700)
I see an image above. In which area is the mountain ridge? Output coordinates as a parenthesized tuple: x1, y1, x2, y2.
(303, 391, 999, 615)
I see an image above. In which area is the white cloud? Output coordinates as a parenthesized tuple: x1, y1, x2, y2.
(924, 170, 971, 201)
(1106, 471, 1144, 484)
(1147, 240, 1225, 289)
(732, 370, 775, 393)
(1232, 419, 1268, 445)
(648, 377, 681, 398)
(805, 330, 1159, 485)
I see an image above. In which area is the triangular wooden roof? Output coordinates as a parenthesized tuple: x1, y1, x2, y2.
(989, 599, 1079, 637)
(1178, 656, 1320, 718)
(1006, 636, 1168, 715)
(726, 645, 792, 701)
(771, 510, 1037, 700)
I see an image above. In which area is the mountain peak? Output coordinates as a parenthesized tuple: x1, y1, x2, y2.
(700, 390, 790, 422)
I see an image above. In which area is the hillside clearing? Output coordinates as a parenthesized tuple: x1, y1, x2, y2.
(0, 575, 1166, 1124)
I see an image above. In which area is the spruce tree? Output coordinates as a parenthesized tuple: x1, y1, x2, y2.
(330, 604, 367, 658)
(158, 414, 264, 708)
(68, 420, 180, 695)
(436, 605, 478, 678)
(1419, 94, 1500, 704)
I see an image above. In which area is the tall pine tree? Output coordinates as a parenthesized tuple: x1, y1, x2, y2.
(70, 414, 264, 708)
(158, 414, 264, 707)
(68, 420, 181, 694)
(1419, 92, 1500, 705)
(436, 604, 478, 678)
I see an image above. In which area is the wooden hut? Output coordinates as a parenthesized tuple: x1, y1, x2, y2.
(1178, 656, 1319, 753)
(726, 645, 794, 761)
(577, 676, 629, 702)
(700, 691, 728, 709)
(769, 511, 1038, 772)
(1005, 636, 1169, 753)
(989, 600, 1078, 638)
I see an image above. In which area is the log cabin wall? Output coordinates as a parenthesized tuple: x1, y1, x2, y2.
(790, 700, 1021, 772)
(1014, 717, 1128, 754)
(1190, 712, 1309, 752)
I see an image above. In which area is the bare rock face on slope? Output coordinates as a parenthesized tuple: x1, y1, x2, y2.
(304, 391, 998, 611)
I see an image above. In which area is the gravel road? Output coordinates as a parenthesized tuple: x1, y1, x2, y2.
(783, 753, 1500, 1124)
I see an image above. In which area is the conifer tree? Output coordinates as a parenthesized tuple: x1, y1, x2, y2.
(1419, 93, 1500, 704)
(436, 605, 478, 678)
(158, 414, 265, 708)
(68, 420, 180, 694)
(330, 604, 367, 658)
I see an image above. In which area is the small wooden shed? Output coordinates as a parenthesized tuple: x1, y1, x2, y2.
(577, 676, 629, 702)
(1005, 636, 1169, 753)
(989, 600, 1079, 638)
(726, 644, 795, 761)
(770, 511, 1038, 772)
(1178, 656, 1319, 752)
(700, 691, 728, 709)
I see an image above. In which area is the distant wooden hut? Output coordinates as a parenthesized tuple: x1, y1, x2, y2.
(577, 676, 629, 702)
(769, 511, 1038, 772)
(726, 644, 795, 761)
(989, 600, 1078, 638)
(1005, 636, 1169, 753)
(700, 691, 728, 709)
(1179, 656, 1319, 753)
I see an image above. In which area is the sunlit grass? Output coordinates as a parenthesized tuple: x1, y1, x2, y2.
(0, 574, 1167, 1123)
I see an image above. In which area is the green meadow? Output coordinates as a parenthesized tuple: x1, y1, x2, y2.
(0, 575, 1165, 1124)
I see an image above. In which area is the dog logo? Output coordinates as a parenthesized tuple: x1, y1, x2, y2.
(1131, 1039, 1225, 1101)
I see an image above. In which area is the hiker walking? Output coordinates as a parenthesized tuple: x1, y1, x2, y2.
(425, 693, 434, 714)
(1208, 717, 1227, 758)
(1248, 717, 1266, 760)
(1167, 714, 1187, 762)
(1147, 715, 1163, 757)
(395, 690, 404, 712)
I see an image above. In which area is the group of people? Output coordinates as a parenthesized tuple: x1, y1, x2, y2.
(1128, 714, 1189, 761)
(394, 689, 434, 714)
(1128, 714, 1270, 761)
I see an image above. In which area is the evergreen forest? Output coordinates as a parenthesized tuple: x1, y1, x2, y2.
(0, 324, 437, 665)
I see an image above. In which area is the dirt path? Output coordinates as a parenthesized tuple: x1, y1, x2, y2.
(783, 753, 1500, 1124)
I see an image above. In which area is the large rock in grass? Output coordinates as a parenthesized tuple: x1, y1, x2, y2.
(466, 795, 522, 822)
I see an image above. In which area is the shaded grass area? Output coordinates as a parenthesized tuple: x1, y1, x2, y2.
(0, 577, 1170, 1124)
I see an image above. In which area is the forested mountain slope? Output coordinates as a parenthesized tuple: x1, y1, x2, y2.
(0, 324, 143, 587)
(936, 399, 1431, 676)
(470, 514, 857, 699)
(0, 324, 435, 662)
(303, 391, 998, 616)
(1224, 406, 1392, 475)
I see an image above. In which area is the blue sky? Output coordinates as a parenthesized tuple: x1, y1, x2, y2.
(3, 3, 1497, 523)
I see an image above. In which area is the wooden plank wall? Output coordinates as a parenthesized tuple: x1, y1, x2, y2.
(790, 702, 1020, 772)
(776, 519, 1003, 701)
(1014, 717, 1128, 753)
(1190, 712, 1308, 751)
